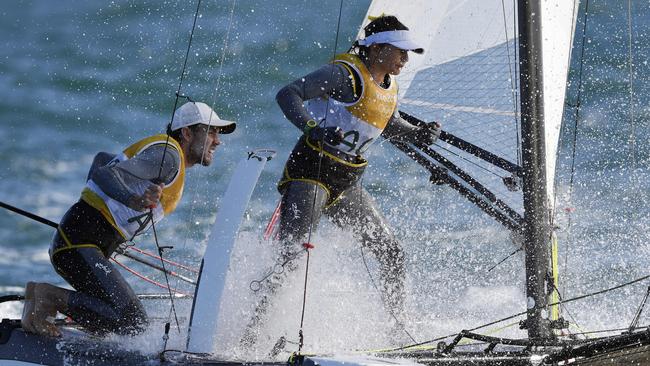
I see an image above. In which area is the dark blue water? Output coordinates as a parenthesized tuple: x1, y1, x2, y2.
(0, 0, 649, 357)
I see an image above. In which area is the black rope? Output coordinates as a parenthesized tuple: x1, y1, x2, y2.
(487, 245, 522, 272)
(628, 286, 650, 333)
(0, 200, 187, 282)
(565, 0, 590, 207)
(297, 247, 312, 353)
(575, 325, 648, 337)
(382, 273, 650, 352)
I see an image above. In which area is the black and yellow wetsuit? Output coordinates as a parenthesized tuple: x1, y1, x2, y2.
(50, 135, 184, 335)
(241, 55, 427, 347)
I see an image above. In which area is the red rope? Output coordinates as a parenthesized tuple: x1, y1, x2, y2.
(127, 246, 199, 273)
(111, 258, 192, 297)
(263, 200, 282, 240)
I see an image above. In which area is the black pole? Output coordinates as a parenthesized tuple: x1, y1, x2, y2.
(0, 200, 194, 285)
(517, 0, 553, 338)
(0, 201, 58, 228)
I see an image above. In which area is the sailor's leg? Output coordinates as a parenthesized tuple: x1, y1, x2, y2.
(327, 184, 406, 316)
(20, 282, 37, 333)
(277, 180, 329, 245)
(46, 199, 147, 335)
(51, 247, 148, 335)
(28, 283, 70, 337)
(241, 180, 328, 349)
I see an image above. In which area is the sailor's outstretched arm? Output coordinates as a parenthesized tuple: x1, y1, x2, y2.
(275, 63, 356, 131)
(382, 107, 441, 145)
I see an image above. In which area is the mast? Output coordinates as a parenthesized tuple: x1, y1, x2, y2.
(517, 0, 553, 339)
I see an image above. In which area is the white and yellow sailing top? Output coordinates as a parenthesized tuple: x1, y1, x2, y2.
(305, 53, 398, 156)
(81, 134, 185, 239)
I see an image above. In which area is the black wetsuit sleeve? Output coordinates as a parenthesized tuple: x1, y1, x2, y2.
(91, 145, 180, 205)
(381, 106, 422, 143)
(86, 152, 117, 181)
(275, 63, 358, 131)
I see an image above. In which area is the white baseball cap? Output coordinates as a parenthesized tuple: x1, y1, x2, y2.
(170, 102, 236, 134)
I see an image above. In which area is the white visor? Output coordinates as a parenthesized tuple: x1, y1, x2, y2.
(357, 30, 424, 54)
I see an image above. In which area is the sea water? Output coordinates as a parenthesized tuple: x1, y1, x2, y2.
(0, 0, 649, 360)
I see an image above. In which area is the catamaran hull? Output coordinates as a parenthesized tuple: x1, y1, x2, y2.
(0, 319, 154, 365)
(3, 317, 650, 366)
(0, 318, 286, 365)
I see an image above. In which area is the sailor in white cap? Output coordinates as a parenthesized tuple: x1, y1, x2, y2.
(22, 101, 235, 337)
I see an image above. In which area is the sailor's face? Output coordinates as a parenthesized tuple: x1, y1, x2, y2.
(188, 124, 221, 166)
(376, 44, 409, 75)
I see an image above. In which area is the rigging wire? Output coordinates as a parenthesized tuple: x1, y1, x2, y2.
(167, 0, 238, 297)
(149, 212, 182, 330)
(382, 272, 650, 352)
(127, 246, 199, 274)
(359, 241, 417, 343)
(486, 245, 522, 272)
(141, 0, 205, 343)
(292, 0, 345, 355)
(625, 0, 639, 222)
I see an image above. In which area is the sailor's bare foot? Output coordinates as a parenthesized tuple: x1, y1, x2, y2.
(30, 283, 66, 338)
(20, 282, 36, 333)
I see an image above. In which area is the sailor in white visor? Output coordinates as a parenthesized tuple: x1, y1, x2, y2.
(241, 15, 442, 348)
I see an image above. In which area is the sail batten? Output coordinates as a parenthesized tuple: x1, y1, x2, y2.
(400, 99, 517, 117)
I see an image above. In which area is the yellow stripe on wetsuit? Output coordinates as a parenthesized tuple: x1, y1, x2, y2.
(51, 226, 101, 257)
(304, 137, 367, 168)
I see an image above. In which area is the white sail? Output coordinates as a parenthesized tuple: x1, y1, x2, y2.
(541, 0, 579, 203)
(361, 0, 577, 217)
(360, 1, 517, 94)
